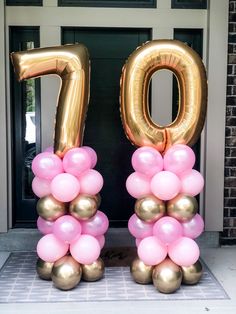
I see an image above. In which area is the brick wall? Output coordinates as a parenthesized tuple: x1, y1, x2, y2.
(221, 0, 236, 245)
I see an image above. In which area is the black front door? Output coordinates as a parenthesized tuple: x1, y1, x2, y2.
(11, 27, 202, 227)
(62, 28, 151, 226)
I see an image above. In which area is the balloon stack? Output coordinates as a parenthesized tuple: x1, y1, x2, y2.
(11, 44, 108, 291)
(33, 146, 108, 290)
(127, 144, 204, 293)
(120, 40, 207, 294)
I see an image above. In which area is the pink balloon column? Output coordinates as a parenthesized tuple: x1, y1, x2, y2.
(127, 144, 205, 293)
(32, 146, 108, 290)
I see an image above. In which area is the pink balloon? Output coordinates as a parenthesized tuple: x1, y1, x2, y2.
(153, 217, 183, 245)
(53, 215, 82, 244)
(126, 172, 151, 199)
(70, 234, 101, 264)
(63, 148, 92, 177)
(32, 176, 51, 198)
(82, 146, 97, 168)
(135, 238, 142, 247)
(36, 234, 69, 263)
(168, 237, 200, 267)
(138, 236, 167, 266)
(51, 173, 80, 202)
(44, 146, 53, 153)
(78, 169, 103, 195)
(96, 235, 105, 249)
(182, 214, 204, 239)
(164, 144, 195, 175)
(81, 211, 109, 237)
(128, 214, 153, 239)
(37, 216, 54, 235)
(131, 146, 163, 177)
(32, 152, 63, 180)
(180, 169, 204, 196)
(150, 171, 181, 201)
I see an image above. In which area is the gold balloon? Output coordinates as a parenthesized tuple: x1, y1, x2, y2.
(181, 260, 203, 285)
(11, 44, 90, 158)
(167, 194, 198, 222)
(69, 194, 98, 220)
(51, 255, 82, 290)
(36, 258, 54, 280)
(130, 257, 154, 284)
(135, 195, 165, 223)
(120, 40, 207, 152)
(152, 258, 182, 294)
(37, 195, 66, 221)
(82, 258, 105, 282)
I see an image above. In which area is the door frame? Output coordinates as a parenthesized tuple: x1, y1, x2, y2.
(0, 0, 228, 232)
(0, 1, 8, 232)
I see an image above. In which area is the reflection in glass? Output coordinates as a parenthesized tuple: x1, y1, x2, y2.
(23, 41, 36, 199)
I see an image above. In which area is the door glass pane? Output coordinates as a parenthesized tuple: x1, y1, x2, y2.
(23, 41, 36, 199)
(173, 29, 203, 172)
(10, 26, 40, 225)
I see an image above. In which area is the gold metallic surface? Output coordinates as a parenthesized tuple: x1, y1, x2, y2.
(135, 195, 166, 223)
(130, 257, 154, 284)
(11, 44, 90, 157)
(69, 194, 98, 220)
(36, 195, 66, 221)
(152, 258, 182, 294)
(51, 255, 82, 290)
(36, 258, 54, 280)
(82, 258, 105, 282)
(120, 40, 207, 152)
(167, 194, 198, 222)
(181, 260, 203, 285)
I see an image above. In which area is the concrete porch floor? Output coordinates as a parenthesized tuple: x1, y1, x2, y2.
(0, 247, 235, 314)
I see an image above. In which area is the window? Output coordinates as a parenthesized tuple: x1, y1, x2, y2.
(6, 0, 42, 5)
(171, 0, 207, 9)
(173, 28, 203, 173)
(58, 0, 156, 8)
(10, 26, 41, 225)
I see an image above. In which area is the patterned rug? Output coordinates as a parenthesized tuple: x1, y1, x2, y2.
(0, 251, 229, 303)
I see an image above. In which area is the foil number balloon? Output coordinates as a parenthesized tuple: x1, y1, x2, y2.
(11, 44, 90, 158)
(120, 40, 207, 152)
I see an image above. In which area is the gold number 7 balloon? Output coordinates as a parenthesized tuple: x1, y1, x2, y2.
(11, 45, 106, 289)
(11, 44, 90, 157)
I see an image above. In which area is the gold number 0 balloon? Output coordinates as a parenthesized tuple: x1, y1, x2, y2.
(120, 40, 207, 152)
(11, 44, 90, 158)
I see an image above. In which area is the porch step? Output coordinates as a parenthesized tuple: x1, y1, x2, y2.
(0, 229, 219, 251)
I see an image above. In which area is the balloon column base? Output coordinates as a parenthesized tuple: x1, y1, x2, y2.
(127, 144, 205, 294)
(36, 255, 105, 291)
(131, 257, 203, 294)
(33, 146, 108, 291)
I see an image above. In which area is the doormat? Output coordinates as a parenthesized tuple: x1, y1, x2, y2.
(0, 251, 229, 303)
(101, 247, 137, 267)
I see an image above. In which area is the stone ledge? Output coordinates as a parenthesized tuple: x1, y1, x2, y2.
(0, 229, 219, 251)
